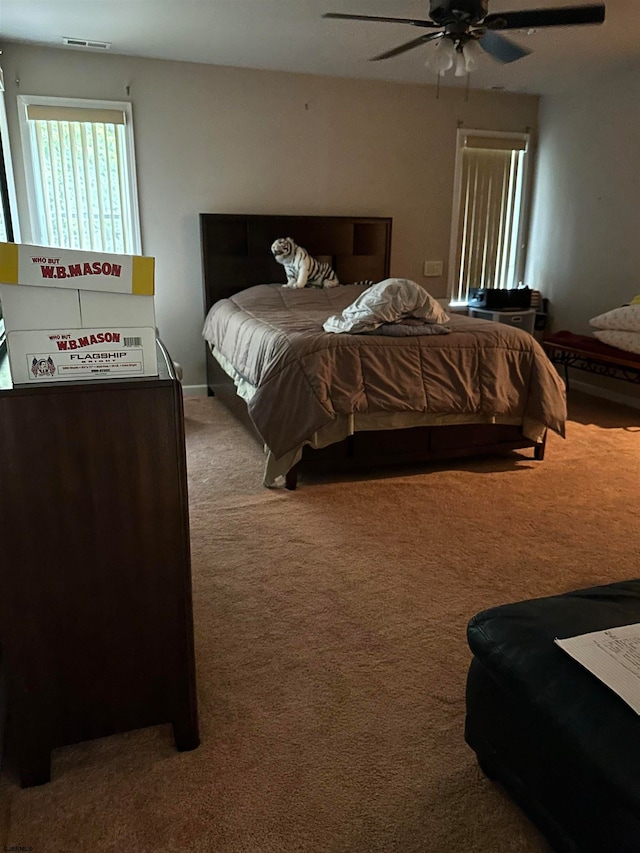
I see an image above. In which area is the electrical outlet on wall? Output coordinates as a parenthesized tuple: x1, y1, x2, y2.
(423, 261, 443, 277)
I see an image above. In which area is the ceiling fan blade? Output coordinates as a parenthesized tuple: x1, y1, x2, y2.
(478, 30, 532, 63)
(484, 5, 605, 31)
(323, 13, 439, 28)
(370, 32, 443, 62)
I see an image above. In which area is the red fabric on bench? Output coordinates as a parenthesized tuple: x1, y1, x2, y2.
(544, 330, 640, 365)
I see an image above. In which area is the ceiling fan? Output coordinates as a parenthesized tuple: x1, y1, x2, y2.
(323, 1, 606, 74)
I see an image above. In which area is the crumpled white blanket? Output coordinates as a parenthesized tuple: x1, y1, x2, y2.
(364, 320, 451, 337)
(323, 278, 450, 334)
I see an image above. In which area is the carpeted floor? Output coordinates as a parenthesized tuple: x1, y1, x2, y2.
(1, 391, 639, 852)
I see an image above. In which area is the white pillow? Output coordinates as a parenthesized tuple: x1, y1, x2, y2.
(589, 304, 640, 331)
(593, 329, 640, 355)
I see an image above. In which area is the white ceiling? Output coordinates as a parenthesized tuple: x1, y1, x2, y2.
(1, 0, 637, 95)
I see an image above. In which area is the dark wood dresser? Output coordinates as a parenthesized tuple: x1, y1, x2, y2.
(0, 340, 199, 786)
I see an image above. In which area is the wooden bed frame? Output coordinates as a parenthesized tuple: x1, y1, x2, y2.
(201, 213, 544, 488)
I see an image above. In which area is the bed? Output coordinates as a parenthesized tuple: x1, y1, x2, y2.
(201, 213, 566, 488)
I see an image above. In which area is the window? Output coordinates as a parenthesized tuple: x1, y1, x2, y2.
(0, 65, 20, 351)
(18, 95, 141, 254)
(0, 140, 12, 242)
(448, 129, 530, 305)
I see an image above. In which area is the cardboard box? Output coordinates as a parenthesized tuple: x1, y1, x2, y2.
(0, 282, 82, 330)
(79, 290, 156, 328)
(0, 284, 156, 333)
(7, 327, 158, 384)
(0, 242, 154, 294)
(0, 242, 158, 384)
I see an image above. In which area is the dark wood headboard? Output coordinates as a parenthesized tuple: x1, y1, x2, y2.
(200, 214, 392, 312)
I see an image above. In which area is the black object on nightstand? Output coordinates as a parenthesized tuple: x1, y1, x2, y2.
(468, 287, 532, 311)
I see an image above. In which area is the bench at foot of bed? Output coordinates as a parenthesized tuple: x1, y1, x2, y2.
(542, 330, 640, 391)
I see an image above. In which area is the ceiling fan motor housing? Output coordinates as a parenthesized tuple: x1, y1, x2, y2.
(429, 0, 489, 24)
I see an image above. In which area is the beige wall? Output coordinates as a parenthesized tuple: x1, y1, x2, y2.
(526, 60, 640, 404)
(2, 43, 538, 388)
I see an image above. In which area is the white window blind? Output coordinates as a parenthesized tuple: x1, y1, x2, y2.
(0, 62, 19, 347)
(19, 97, 141, 254)
(0, 64, 19, 245)
(0, 193, 7, 242)
(449, 131, 529, 304)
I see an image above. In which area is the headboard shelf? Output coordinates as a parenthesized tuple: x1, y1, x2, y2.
(200, 213, 392, 312)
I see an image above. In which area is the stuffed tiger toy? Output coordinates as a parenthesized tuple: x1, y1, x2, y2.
(271, 237, 340, 289)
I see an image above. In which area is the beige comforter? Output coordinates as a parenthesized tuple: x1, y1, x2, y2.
(203, 284, 566, 461)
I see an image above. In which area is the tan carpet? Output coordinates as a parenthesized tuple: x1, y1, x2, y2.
(2, 391, 639, 853)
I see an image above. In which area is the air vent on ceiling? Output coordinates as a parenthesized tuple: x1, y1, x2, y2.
(63, 37, 111, 50)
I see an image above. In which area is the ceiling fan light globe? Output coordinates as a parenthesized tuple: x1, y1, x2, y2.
(464, 55, 479, 72)
(462, 40, 481, 72)
(428, 53, 454, 74)
(426, 37, 455, 74)
(455, 52, 467, 76)
(440, 37, 456, 59)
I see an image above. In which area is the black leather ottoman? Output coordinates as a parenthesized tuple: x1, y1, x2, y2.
(465, 580, 640, 853)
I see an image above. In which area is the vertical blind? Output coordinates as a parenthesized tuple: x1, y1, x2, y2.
(0, 146, 8, 242)
(452, 135, 527, 304)
(25, 104, 136, 253)
(0, 66, 12, 243)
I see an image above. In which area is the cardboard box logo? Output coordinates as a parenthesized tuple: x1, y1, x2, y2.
(0, 242, 154, 295)
(7, 327, 158, 384)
